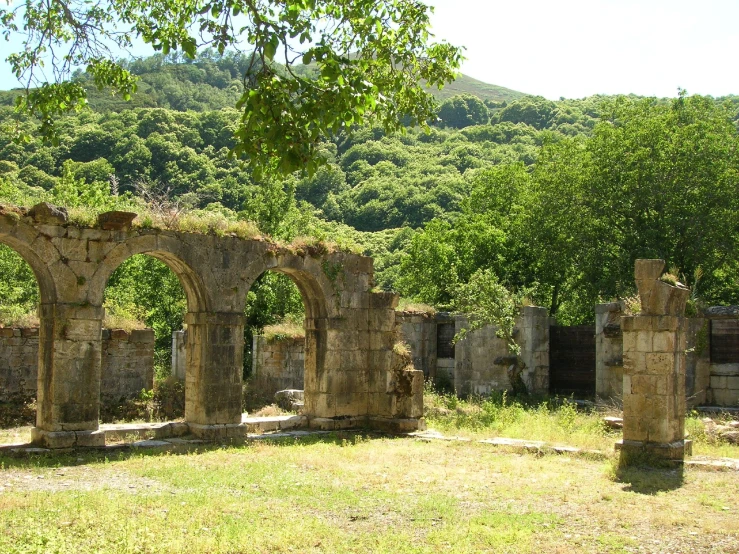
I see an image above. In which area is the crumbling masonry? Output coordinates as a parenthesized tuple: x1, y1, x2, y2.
(0, 203, 423, 448)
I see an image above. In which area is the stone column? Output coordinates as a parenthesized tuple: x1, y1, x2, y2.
(32, 303, 106, 448)
(595, 302, 624, 399)
(184, 311, 246, 438)
(619, 260, 691, 461)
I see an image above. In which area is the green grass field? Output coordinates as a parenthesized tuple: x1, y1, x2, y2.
(1, 390, 737, 553)
(0, 433, 737, 553)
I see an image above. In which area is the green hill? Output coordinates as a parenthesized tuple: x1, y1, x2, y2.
(430, 73, 526, 103)
(0, 53, 526, 112)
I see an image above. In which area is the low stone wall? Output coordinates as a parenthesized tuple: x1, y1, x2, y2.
(251, 335, 305, 398)
(0, 327, 155, 404)
(453, 307, 549, 397)
(101, 329, 156, 403)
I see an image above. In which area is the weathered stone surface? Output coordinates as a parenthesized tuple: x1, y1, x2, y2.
(704, 305, 739, 319)
(274, 389, 305, 411)
(620, 259, 689, 463)
(97, 211, 138, 230)
(28, 202, 68, 224)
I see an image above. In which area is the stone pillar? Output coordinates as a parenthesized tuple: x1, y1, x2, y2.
(171, 330, 187, 380)
(184, 311, 246, 438)
(618, 259, 691, 461)
(595, 302, 624, 399)
(518, 306, 550, 395)
(32, 303, 106, 448)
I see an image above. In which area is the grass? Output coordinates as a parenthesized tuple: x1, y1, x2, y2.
(396, 299, 437, 315)
(262, 320, 305, 341)
(423, 386, 739, 459)
(0, 434, 737, 553)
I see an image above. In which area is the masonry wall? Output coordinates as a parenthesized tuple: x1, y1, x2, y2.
(453, 306, 549, 397)
(395, 312, 437, 379)
(252, 334, 305, 398)
(705, 307, 739, 406)
(0, 327, 155, 404)
(101, 329, 156, 403)
(595, 304, 734, 407)
(595, 302, 625, 398)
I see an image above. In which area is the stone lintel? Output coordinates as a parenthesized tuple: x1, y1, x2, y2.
(615, 438, 692, 460)
(31, 428, 106, 449)
(188, 423, 247, 440)
(184, 312, 246, 326)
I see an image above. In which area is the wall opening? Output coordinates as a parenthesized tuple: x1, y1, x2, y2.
(101, 253, 187, 422)
(0, 243, 41, 431)
(243, 270, 306, 413)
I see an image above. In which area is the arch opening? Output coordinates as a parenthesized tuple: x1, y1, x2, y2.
(0, 242, 49, 434)
(243, 267, 327, 414)
(100, 253, 191, 423)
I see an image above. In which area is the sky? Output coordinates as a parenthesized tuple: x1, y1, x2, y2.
(0, 0, 737, 100)
(427, 0, 739, 99)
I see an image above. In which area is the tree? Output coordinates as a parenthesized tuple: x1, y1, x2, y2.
(1, 0, 462, 176)
(524, 93, 739, 318)
(437, 94, 489, 129)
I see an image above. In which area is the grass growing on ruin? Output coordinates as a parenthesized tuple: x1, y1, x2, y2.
(423, 386, 739, 459)
(0, 435, 737, 553)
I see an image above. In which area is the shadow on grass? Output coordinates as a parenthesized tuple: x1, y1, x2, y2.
(0, 430, 393, 469)
(613, 451, 685, 493)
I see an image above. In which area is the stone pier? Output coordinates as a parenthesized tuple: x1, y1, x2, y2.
(618, 259, 691, 461)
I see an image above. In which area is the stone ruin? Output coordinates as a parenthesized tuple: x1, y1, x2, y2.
(0, 203, 423, 448)
(618, 259, 691, 461)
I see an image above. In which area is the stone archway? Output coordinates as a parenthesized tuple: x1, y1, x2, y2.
(0, 206, 425, 446)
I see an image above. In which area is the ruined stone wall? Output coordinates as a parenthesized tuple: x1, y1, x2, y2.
(100, 329, 155, 402)
(453, 307, 549, 397)
(252, 334, 305, 397)
(395, 312, 437, 379)
(0, 327, 39, 401)
(704, 307, 739, 406)
(0, 327, 155, 403)
(595, 303, 625, 399)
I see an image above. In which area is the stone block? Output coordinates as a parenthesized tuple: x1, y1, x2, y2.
(636, 332, 652, 352)
(622, 416, 648, 442)
(130, 329, 155, 343)
(623, 352, 645, 375)
(646, 353, 675, 375)
(652, 331, 675, 352)
(334, 392, 368, 417)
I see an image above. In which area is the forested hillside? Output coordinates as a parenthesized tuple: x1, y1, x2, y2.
(1, 52, 738, 361)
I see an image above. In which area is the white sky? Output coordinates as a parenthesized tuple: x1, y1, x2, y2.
(428, 0, 739, 99)
(0, 0, 737, 99)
